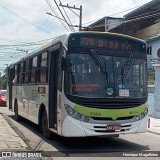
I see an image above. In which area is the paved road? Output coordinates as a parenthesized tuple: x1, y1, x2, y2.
(0, 107, 160, 160)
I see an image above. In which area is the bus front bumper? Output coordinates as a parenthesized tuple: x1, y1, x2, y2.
(61, 115, 148, 137)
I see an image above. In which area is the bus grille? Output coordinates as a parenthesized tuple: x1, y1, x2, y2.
(80, 102, 142, 109)
(92, 116, 134, 121)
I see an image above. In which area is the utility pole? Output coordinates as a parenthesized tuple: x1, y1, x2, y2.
(59, 3, 82, 31)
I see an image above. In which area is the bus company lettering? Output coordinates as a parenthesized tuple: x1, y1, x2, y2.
(72, 84, 99, 92)
(98, 40, 132, 51)
(80, 37, 133, 51)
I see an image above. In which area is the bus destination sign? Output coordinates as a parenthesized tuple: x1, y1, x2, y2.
(80, 37, 133, 51)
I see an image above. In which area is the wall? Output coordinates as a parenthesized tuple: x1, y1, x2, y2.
(146, 38, 160, 118)
(147, 39, 160, 59)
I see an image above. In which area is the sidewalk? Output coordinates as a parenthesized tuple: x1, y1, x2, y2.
(147, 117, 160, 135)
(0, 113, 28, 150)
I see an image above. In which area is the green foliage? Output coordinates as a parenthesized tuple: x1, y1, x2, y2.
(0, 76, 7, 89)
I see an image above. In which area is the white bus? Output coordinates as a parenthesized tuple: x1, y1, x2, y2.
(7, 32, 148, 139)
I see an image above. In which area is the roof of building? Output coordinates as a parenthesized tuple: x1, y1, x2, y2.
(124, 0, 160, 18)
(87, 16, 123, 27)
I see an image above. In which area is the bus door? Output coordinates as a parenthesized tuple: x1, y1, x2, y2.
(48, 49, 59, 129)
(8, 66, 15, 110)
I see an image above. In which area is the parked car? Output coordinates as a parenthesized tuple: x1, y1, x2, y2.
(0, 90, 7, 106)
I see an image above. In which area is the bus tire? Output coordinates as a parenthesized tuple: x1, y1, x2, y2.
(41, 110, 52, 139)
(14, 100, 22, 121)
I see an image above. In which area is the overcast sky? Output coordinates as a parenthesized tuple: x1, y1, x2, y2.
(0, 0, 152, 72)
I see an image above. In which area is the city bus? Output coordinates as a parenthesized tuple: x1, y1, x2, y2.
(7, 32, 148, 139)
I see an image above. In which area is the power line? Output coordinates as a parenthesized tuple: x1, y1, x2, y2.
(0, 43, 44, 47)
(54, 0, 74, 32)
(45, 0, 70, 32)
(59, 2, 82, 31)
(59, 0, 75, 32)
(82, 3, 148, 26)
(0, 37, 53, 45)
(0, 37, 57, 48)
(0, 4, 51, 34)
(84, 11, 160, 30)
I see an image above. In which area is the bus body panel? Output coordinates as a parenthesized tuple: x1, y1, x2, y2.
(12, 85, 49, 125)
(56, 90, 63, 135)
(7, 32, 148, 138)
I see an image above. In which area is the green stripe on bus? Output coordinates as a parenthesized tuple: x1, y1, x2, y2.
(74, 105, 145, 120)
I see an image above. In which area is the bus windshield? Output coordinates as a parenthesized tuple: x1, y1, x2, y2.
(64, 51, 147, 98)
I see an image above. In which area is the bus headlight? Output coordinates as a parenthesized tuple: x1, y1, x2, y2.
(144, 108, 148, 115)
(140, 113, 145, 119)
(83, 116, 90, 122)
(135, 115, 140, 121)
(134, 107, 148, 121)
(65, 104, 75, 115)
(75, 113, 82, 120)
(65, 104, 82, 120)
(64, 104, 90, 122)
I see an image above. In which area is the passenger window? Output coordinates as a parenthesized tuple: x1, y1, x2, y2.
(24, 60, 30, 84)
(31, 56, 38, 83)
(19, 62, 24, 84)
(39, 52, 48, 83)
(17, 64, 21, 84)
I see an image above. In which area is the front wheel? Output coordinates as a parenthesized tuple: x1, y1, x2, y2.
(14, 101, 22, 121)
(41, 110, 52, 139)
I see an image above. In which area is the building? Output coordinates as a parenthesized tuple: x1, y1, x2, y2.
(86, 0, 160, 117)
(147, 35, 160, 118)
(86, 16, 123, 32)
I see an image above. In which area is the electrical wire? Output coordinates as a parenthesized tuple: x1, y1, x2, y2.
(84, 11, 160, 30)
(0, 4, 51, 34)
(82, 2, 151, 26)
(59, 0, 75, 32)
(54, 0, 74, 32)
(45, 0, 70, 32)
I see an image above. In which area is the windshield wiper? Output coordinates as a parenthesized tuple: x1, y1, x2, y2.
(90, 49, 108, 83)
(122, 53, 133, 78)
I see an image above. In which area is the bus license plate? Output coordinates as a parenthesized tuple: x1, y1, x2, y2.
(106, 124, 121, 131)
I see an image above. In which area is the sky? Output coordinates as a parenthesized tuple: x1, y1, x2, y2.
(0, 0, 152, 74)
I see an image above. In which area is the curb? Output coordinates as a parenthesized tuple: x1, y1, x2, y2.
(147, 129, 160, 136)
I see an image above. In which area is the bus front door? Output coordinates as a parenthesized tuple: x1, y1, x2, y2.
(48, 50, 58, 129)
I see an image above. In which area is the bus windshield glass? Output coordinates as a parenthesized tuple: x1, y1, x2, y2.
(64, 51, 147, 98)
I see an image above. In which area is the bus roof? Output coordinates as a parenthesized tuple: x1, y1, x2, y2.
(8, 31, 145, 67)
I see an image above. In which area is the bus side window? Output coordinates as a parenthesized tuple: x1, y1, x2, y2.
(39, 52, 48, 83)
(12, 66, 15, 84)
(13, 65, 18, 84)
(19, 62, 25, 84)
(17, 64, 21, 84)
(24, 59, 30, 84)
(31, 56, 38, 83)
